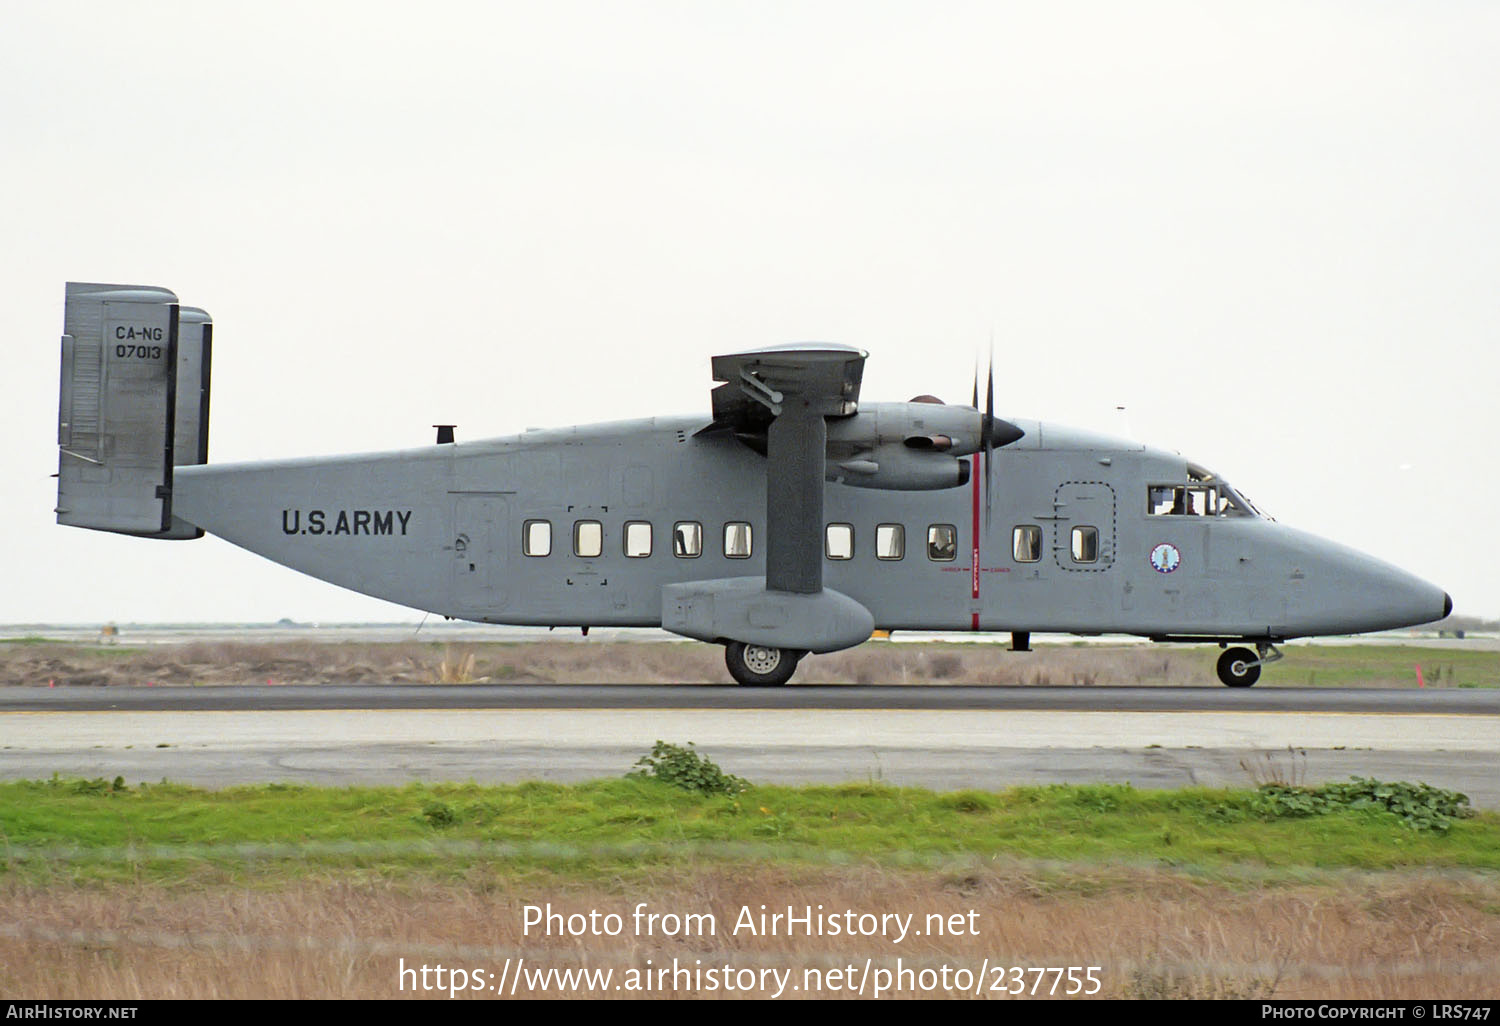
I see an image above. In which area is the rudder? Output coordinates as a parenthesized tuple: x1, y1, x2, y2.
(56, 282, 212, 539)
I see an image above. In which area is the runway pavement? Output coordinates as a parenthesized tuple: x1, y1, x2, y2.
(4, 684, 1498, 805)
(6, 683, 1500, 713)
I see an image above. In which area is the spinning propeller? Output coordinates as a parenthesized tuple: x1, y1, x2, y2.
(971, 346, 1023, 526)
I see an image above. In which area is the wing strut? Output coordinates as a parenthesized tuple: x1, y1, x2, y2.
(765, 403, 826, 594)
(661, 344, 877, 657)
(707, 344, 865, 595)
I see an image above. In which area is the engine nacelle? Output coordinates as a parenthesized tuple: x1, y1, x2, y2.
(829, 444, 971, 490)
(826, 402, 986, 456)
(725, 401, 1022, 491)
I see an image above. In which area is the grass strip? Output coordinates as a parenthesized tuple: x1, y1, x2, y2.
(2, 776, 1497, 886)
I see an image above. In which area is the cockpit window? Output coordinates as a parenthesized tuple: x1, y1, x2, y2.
(1222, 484, 1268, 519)
(1149, 485, 1212, 516)
(1149, 483, 1259, 518)
(1175, 461, 1269, 519)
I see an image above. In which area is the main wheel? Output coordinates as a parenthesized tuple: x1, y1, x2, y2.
(725, 642, 800, 687)
(1217, 647, 1261, 688)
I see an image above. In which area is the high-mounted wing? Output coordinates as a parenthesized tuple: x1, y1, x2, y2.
(710, 345, 866, 595)
(662, 344, 876, 659)
(707, 343, 866, 433)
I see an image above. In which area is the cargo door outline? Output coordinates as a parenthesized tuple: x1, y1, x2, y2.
(452, 496, 508, 611)
(1053, 480, 1116, 572)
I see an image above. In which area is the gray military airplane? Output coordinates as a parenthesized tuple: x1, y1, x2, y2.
(55, 282, 1450, 687)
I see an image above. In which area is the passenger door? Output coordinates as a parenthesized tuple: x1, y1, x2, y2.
(452, 495, 509, 613)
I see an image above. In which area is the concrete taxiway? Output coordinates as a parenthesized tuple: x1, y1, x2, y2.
(3, 685, 1498, 806)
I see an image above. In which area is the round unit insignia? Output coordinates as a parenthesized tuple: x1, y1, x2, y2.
(1150, 543, 1180, 574)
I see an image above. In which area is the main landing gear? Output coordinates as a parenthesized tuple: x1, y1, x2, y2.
(725, 641, 803, 687)
(1216, 642, 1282, 688)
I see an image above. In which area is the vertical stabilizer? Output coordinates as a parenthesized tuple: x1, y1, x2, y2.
(56, 282, 212, 539)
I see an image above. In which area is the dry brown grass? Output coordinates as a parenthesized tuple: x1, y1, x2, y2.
(809, 644, 1201, 687)
(0, 641, 1210, 688)
(3, 865, 1497, 999)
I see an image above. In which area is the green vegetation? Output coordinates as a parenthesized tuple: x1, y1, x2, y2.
(1256, 644, 1500, 689)
(628, 740, 749, 796)
(1, 773, 1495, 886)
(1243, 779, 1472, 832)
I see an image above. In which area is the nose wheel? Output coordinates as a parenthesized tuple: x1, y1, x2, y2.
(725, 641, 802, 686)
(1216, 648, 1260, 687)
(1216, 643, 1281, 687)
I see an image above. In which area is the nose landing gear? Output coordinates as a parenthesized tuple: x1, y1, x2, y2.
(1216, 642, 1282, 687)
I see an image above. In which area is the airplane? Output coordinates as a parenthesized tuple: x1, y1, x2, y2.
(53, 282, 1451, 687)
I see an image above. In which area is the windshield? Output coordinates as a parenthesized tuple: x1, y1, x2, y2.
(1151, 464, 1270, 519)
(1219, 481, 1270, 519)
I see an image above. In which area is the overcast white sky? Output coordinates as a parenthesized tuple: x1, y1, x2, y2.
(3, 1, 1496, 623)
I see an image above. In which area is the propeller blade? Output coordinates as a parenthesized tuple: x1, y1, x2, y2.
(984, 345, 995, 527)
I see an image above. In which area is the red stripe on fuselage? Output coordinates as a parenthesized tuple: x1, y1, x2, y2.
(970, 451, 981, 627)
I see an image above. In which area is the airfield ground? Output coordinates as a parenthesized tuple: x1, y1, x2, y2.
(1, 777, 1497, 1000)
(7, 864, 1500, 999)
(2, 637, 1496, 1000)
(1, 637, 1497, 688)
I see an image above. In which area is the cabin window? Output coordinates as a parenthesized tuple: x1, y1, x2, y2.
(1013, 525, 1042, 562)
(724, 522, 752, 559)
(672, 521, 702, 558)
(825, 523, 854, 560)
(624, 521, 652, 558)
(522, 519, 551, 557)
(876, 523, 904, 560)
(1149, 485, 1216, 516)
(927, 524, 957, 561)
(1071, 525, 1099, 563)
(573, 520, 603, 558)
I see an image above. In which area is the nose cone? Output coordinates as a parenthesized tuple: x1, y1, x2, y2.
(1357, 566, 1451, 632)
(1305, 555, 1449, 634)
(1274, 526, 1450, 636)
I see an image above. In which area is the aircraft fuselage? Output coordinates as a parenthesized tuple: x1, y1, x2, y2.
(171, 412, 1448, 641)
